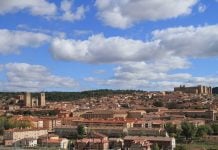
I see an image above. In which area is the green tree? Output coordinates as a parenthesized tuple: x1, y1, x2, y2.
(175, 145, 187, 150)
(211, 124, 218, 135)
(153, 101, 164, 107)
(0, 117, 7, 135)
(77, 124, 85, 138)
(165, 123, 177, 137)
(166, 102, 179, 109)
(152, 143, 160, 150)
(196, 125, 213, 137)
(181, 122, 197, 141)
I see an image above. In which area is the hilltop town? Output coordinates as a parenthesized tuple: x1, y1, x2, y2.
(0, 85, 217, 149)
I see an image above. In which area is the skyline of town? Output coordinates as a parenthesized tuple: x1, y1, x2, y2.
(0, 0, 218, 92)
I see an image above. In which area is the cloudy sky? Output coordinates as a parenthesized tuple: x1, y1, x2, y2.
(0, 0, 218, 91)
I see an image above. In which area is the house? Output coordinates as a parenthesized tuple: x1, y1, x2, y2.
(75, 132, 109, 150)
(3, 128, 48, 146)
(16, 138, 37, 148)
(38, 134, 69, 149)
(124, 136, 176, 150)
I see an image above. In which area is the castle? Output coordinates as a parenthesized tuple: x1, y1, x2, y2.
(174, 85, 212, 95)
(23, 92, 46, 107)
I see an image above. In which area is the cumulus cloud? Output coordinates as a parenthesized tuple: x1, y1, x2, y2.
(88, 60, 191, 90)
(50, 34, 161, 63)
(0, 0, 88, 22)
(50, 25, 218, 64)
(60, 0, 88, 22)
(2, 24, 218, 91)
(152, 25, 218, 57)
(95, 0, 197, 29)
(0, 0, 57, 17)
(85, 61, 218, 91)
(0, 63, 78, 91)
(0, 29, 50, 54)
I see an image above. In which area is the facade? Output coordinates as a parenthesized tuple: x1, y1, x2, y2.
(42, 117, 62, 131)
(75, 132, 109, 150)
(174, 85, 212, 95)
(31, 97, 38, 107)
(38, 136, 69, 149)
(81, 110, 114, 119)
(124, 136, 176, 150)
(18, 138, 38, 147)
(129, 140, 151, 150)
(164, 109, 216, 121)
(127, 110, 146, 118)
(3, 129, 48, 146)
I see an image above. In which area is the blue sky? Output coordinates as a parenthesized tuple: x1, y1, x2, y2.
(0, 0, 218, 91)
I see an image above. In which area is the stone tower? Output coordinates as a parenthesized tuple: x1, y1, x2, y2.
(24, 92, 31, 107)
(39, 92, 46, 107)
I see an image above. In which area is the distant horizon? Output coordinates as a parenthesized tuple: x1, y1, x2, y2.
(0, 84, 217, 93)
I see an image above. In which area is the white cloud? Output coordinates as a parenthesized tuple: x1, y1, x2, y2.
(86, 61, 218, 91)
(60, 0, 88, 22)
(198, 3, 207, 13)
(0, 29, 50, 54)
(0, 0, 88, 22)
(0, 0, 57, 17)
(0, 63, 78, 91)
(50, 34, 161, 63)
(50, 25, 218, 64)
(152, 25, 218, 57)
(95, 0, 197, 29)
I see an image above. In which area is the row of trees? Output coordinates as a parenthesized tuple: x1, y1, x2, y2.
(165, 122, 218, 141)
(0, 90, 145, 102)
(45, 90, 143, 101)
(12, 109, 60, 116)
(0, 117, 32, 134)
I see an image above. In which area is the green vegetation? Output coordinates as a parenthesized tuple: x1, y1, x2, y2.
(77, 124, 85, 139)
(164, 123, 180, 137)
(0, 90, 144, 102)
(152, 143, 160, 150)
(153, 101, 164, 107)
(177, 142, 218, 150)
(175, 145, 187, 150)
(11, 109, 60, 116)
(165, 122, 218, 150)
(210, 123, 218, 135)
(166, 122, 218, 142)
(196, 125, 213, 137)
(45, 89, 143, 101)
(0, 116, 32, 135)
(166, 101, 178, 109)
(181, 122, 197, 141)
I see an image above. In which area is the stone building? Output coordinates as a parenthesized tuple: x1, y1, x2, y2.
(23, 92, 46, 107)
(174, 85, 212, 95)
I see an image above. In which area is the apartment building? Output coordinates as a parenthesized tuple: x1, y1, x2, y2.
(41, 117, 62, 131)
(3, 128, 48, 146)
(81, 110, 114, 119)
(75, 132, 109, 150)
